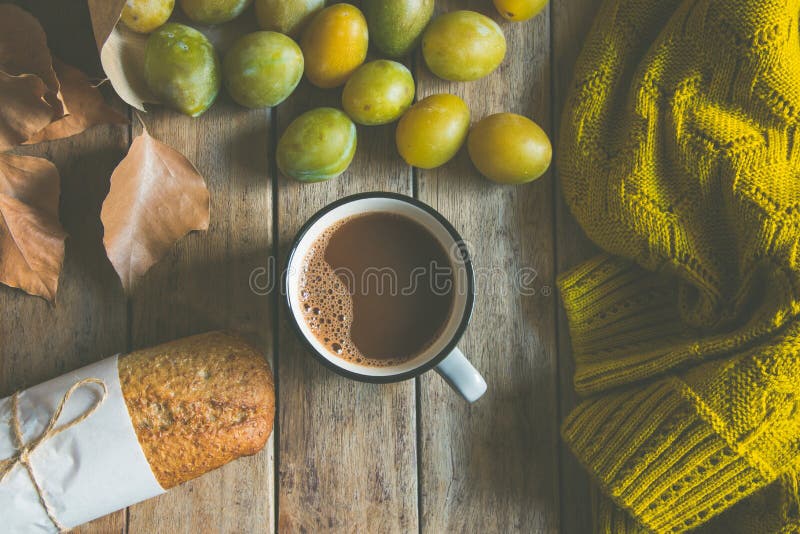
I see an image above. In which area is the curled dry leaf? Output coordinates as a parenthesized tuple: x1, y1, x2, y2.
(86, 0, 127, 53)
(87, 0, 155, 111)
(0, 4, 62, 114)
(25, 59, 128, 144)
(0, 4, 126, 147)
(0, 153, 67, 302)
(0, 72, 57, 149)
(101, 125, 210, 292)
(0, 4, 64, 149)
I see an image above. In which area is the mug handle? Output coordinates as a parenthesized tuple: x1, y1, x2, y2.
(434, 347, 487, 403)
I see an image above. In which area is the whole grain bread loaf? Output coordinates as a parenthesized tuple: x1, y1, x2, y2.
(118, 331, 274, 489)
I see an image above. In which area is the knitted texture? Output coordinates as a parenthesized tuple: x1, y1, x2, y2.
(593, 477, 800, 533)
(559, 0, 800, 532)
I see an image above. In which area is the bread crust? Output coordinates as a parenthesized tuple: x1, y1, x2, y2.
(118, 331, 274, 489)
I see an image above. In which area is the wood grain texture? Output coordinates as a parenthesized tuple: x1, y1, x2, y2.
(415, 2, 559, 532)
(125, 78, 275, 533)
(275, 77, 419, 533)
(552, 0, 604, 533)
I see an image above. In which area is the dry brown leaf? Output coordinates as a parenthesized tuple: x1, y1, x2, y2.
(0, 71, 58, 149)
(86, 0, 127, 52)
(0, 4, 62, 115)
(87, 0, 155, 111)
(0, 153, 67, 302)
(25, 59, 128, 144)
(101, 125, 210, 292)
(0, 4, 69, 148)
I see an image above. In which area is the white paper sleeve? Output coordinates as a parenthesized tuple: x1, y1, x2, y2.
(0, 355, 165, 532)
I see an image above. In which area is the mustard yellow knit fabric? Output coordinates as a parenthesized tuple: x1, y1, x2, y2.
(558, 0, 800, 532)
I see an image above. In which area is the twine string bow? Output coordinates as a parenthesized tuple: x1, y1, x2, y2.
(0, 378, 108, 533)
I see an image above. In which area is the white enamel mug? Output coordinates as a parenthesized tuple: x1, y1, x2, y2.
(285, 192, 487, 402)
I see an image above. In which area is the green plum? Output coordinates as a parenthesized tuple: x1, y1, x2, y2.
(144, 23, 220, 117)
(277, 108, 357, 182)
(120, 0, 175, 33)
(422, 11, 506, 81)
(395, 94, 470, 168)
(224, 32, 304, 109)
(468, 113, 552, 184)
(342, 60, 415, 125)
(255, 0, 324, 36)
(362, 0, 433, 57)
(179, 0, 252, 24)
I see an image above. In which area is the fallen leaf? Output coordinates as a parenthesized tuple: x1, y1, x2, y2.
(87, 0, 155, 111)
(0, 4, 62, 115)
(26, 59, 128, 144)
(86, 0, 127, 52)
(0, 4, 66, 148)
(0, 71, 57, 149)
(101, 125, 210, 292)
(0, 153, 67, 302)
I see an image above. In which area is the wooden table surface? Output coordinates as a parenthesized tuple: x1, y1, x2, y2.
(1, 0, 604, 532)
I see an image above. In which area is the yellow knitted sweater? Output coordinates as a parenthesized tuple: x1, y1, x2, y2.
(558, 0, 800, 532)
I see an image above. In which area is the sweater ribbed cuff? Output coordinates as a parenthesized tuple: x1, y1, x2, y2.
(563, 380, 768, 533)
(558, 254, 797, 396)
(558, 254, 694, 394)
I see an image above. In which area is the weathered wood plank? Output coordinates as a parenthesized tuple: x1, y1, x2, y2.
(125, 91, 275, 533)
(415, 2, 559, 532)
(0, 2, 129, 532)
(275, 82, 418, 531)
(552, 0, 604, 532)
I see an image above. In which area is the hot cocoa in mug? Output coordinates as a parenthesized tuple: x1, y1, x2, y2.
(285, 193, 486, 402)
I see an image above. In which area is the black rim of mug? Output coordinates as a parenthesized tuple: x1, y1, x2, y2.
(284, 191, 476, 384)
